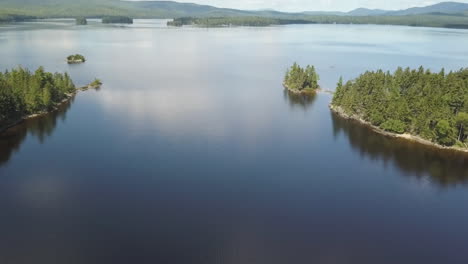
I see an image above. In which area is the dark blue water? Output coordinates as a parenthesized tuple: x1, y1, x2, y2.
(1, 20, 468, 264)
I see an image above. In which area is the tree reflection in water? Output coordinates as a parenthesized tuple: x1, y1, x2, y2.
(283, 90, 317, 111)
(0, 98, 74, 166)
(331, 112, 468, 187)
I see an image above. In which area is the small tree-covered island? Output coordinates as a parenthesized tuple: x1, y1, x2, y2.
(102, 16, 133, 24)
(0, 66, 102, 133)
(331, 66, 468, 151)
(283, 63, 320, 94)
(67, 54, 86, 64)
(76, 17, 87, 25)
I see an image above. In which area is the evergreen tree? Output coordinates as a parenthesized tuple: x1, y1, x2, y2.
(332, 66, 468, 147)
(284, 63, 320, 92)
(0, 66, 76, 128)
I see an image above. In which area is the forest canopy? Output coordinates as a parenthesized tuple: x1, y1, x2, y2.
(0, 66, 76, 128)
(331, 67, 468, 148)
(284, 63, 320, 93)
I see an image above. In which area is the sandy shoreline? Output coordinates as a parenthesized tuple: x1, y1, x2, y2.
(329, 104, 468, 154)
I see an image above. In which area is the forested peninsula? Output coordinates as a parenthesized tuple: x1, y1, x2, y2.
(0, 67, 101, 133)
(331, 67, 468, 151)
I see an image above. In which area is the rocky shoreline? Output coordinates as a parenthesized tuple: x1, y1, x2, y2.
(0, 83, 101, 134)
(67, 59, 85, 64)
(283, 83, 319, 94)
(329, 104, 468, 154)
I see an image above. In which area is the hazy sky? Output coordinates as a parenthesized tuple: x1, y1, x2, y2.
(141, 0, 468, 12)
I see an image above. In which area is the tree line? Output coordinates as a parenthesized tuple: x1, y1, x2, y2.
(168, 17, 314, 27)
(167, 14, 468, 29)
(0, 67, 75, 128)
(332, 67, 468, 148)
(0, 14, 35, 23)
(102, 16, 133, 24)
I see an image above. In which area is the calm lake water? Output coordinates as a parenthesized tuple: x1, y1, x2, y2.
(1, 19, 468, 264)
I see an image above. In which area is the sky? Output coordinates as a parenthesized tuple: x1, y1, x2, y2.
(136, 0, 468, 12)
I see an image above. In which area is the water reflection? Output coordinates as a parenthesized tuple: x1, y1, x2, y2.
(0, 98, 73, 166)
(331, 112, 468, 187)
(283, 90, 317, 111)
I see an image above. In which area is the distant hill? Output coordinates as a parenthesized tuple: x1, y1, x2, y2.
(347, 8, 388, 16)
(0, 0, 250, 18)
(301, 11, 345, 16)
(302, 2, 468, 17)
(124, 1, 252, 17)
(1, 0, 468, 19)
(387, 2, 468, 16)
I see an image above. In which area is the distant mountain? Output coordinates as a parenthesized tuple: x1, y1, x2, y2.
(301, 11, 345, 16)
(388, 2, 468, 15)
(1, 0, 468, 19)
(125, 1, 251, 17)
(347, 8, 388, 16)
(0, 0, 253, 18)
(302, 2, 468, 17)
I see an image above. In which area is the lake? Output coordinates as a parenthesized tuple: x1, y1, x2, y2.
(1, 19, 468, 264)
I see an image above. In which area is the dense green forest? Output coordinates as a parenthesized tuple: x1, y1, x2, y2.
(76, 17, 87, 25)
(102, 16, 133, 24)
(331, 67, 468, 148)
(168, 14, 468, 28)
(284, 63, 320, 93)
(0, 67, 76, 129)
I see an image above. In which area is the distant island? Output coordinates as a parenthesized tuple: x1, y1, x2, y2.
(67, 54, 86, 64)
(102, 16, 133, 24)
(76, 17, 87, 25)
(89, 78, 102, 88)
(283, 63, 320, 94)
(0, 66, 102, 133)
(331, 67, 468, 151)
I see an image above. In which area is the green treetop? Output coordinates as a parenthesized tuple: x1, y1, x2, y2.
(284, 63, 320, 93)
